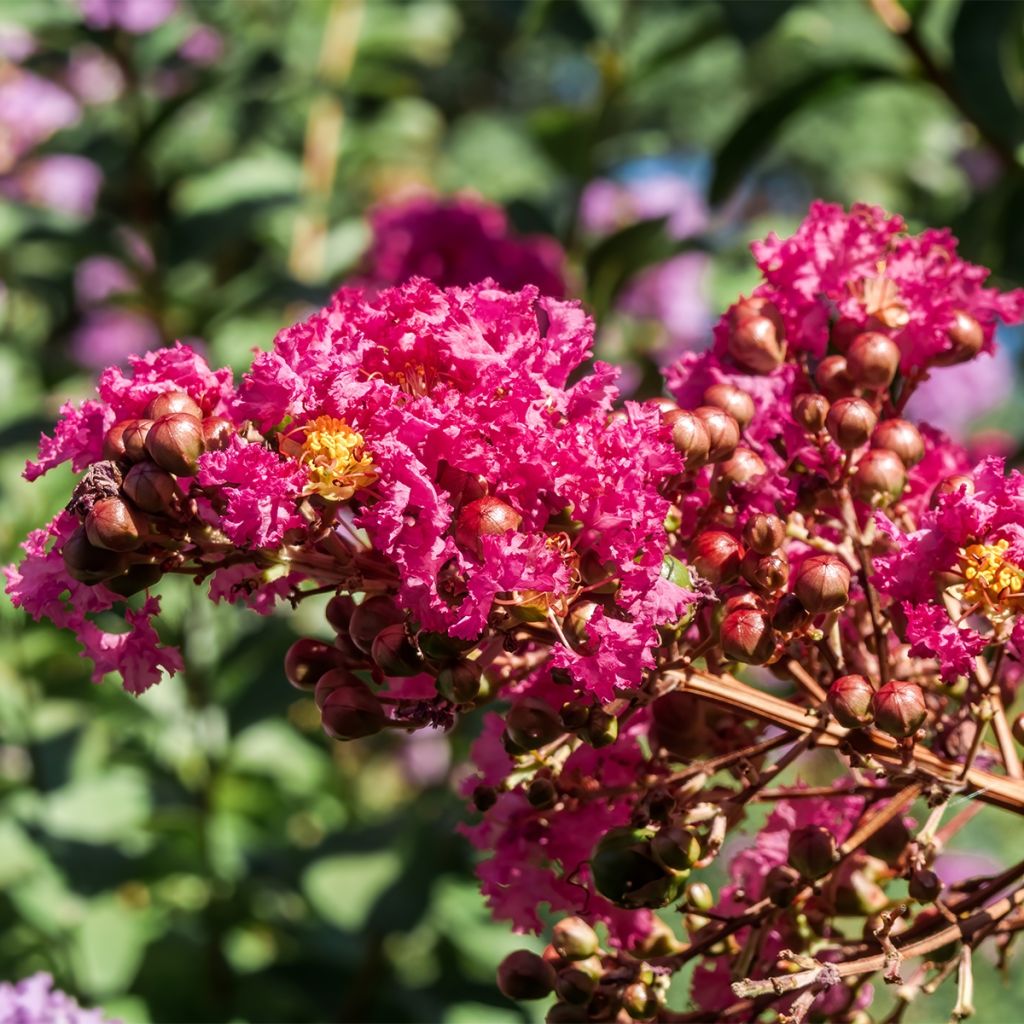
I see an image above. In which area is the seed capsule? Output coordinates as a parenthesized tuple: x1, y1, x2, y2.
(846, 331, 900, 388)
(689, 530, 742, 585)
(721, 609, 776, 664)
(794, 554, 851, 614)
(583, 706, 619, 748)
(872, 680, 926, 738)
(371, 623, 422, 677)
(872, 418, 924, 467)
(348, 596, 404, 654)
(102, 421, 130, 461)
(122, 462, 182, 515)
(771, 593, 809, 633)
(727, 313, 785, 374)
(313, 667, 366, 708)
(121, 418, 153, 463)
(765, 863, 803, 906)
(670, 410, 711, 467)
(284, 638, 346, 691)
(651, 827, 702, 873)
(740, 550, 789, 592)
(793, 392, 830, 432)
(104, 562, 162, 597)
(201, 416, 236, 452)
(497, 950, 557, 1001)
(145, 390, 203, 420)
(552, 917, 599, 961)
(622, 982, 658, 1021)
(815, 355, 853, 399)
(865, 817, 910, 866)
(527, 777, 557, 809)
(590, 827, 688, 909)
(85, 497, 144, 552)
(743, 513, 786, 555)
(852, 449, 906, 504)
(935, 309, 984, 365)
(908, 868, 942, 902)
(62, 526, 128, 584)
(703, 383, 755, 429)
(506, 697, 563, 750)
(555, 969, 596, 1007)
(827, 674, 875, 728)
(788, 824, 837, 880)
(711, 447, 766, 498)
(826, 397, 878, 451)
(693, 406, 740, 463)
(325, 594, 356, 634)
(436, 659, 483, 703)
(319, 679, 387, 740)
(455, 496, 522, 557)
(145, 413, 205, 476)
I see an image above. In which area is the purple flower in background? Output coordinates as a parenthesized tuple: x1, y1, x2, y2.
(4, 155, 103, 216)
(179, 24, 224, 66)
(397, 728, 451, 788)
(357, 193, 567, 298)
(0, 69, 80, 171)
(65, 45, 125, 105)
(76, 0, 179, 34)
(75, 256, 135, 307)
(0, 24, 34, 62)
(0, 972, 118, 1023)
(70, 307, 162, 368)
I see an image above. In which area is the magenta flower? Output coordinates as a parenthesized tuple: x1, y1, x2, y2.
(0, 972, 118, 1024)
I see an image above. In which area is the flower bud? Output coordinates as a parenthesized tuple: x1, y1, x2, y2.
(852, 448, 906, 504)
(102, 421, 130, 461)
(201, 416, 235, 452)
(121, 418, 153, 462)
(908, 868, 942, 902)
(62, 526, 128, 584)
(584, 706, 619, 748)
(771, 593, 809, 633)
(104, 562, 162, 597)
(693, 406, 740, 463)
(552, 917, 599, 961)
(669, 411, 711, 468)
(815, 355, 854, 399)
(689, 530, 742, 586)
(506, 697, 563, 750)
(727, 314, 785, 374)
(826, 397, 878, 450)
(934, 309, 984, 365)
(436, 659, 483, 703)
(703, 384, 755, 429)
(721, 609, 776, 664)
(145, 413, 205, 476)
(711, 447, 766, 498)
(284, 638, 346, 691)
(371, 623, 422, 677)
(765, 863, 803, 906)
(590, 827, 687, 909)
(145, 390, 203, 420)
(846, 332, 900, 388)
(740, 550, 789, 593)
(472, 784, 498, 812)
(794, 554, 851, 614)
(497, 950, 557, 1001)
(622, 982, 658, 1021)
(872, 680, 926, 738)
(560, 700, 591, 732)
(743, 513, 786, 555)
(527, 777, 558, 809)
(319, 679, 387, 740)
(872, 418, 924, 467)
(85, 497, 145, 552)
(313, 667, 364, 708)
(122, 462, 182, 515)
(827, 674, 875, 728)
(455, 496, 522, 557)
(324, 594, 356, 634)
(686, 881, 714, 912)
(865, 817, 910, 866)
(348, 595, 404, 654)
(645, 396, 679, 421)
(1013, 712, 1024, 747)
(555, 969, 596, 1007)
(793, 393, 830, 432)
(651, 827, 702, 872)
(545, 1001, 590, 1023)
(932, 474, 975, 506)
(732, 295, 785, 333)
(788, 825, 837, 880)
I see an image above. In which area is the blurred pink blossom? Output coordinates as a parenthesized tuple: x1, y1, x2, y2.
(179, 24, 224, 65)
(66, 45, 125, 104)
(77, 0, 179, 34)
(5, 154, 103, 216)
(70, 307, 162, 368)
(0, 68, 79, 170)
(75, 256, 135, 307)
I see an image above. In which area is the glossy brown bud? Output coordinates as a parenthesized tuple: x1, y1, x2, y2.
(651, 827, 702, 872)
(622, 982, 658, 1020)
(319, 679, 387, 740)
(771, 592, 809, 633)
(436, 659, 483, 703)
(932, 474, 975, 506)
(865, 817, 910, 866)
(793, 392, 830, 433)
(827, 674, 875, 728)
(527, 777, 558, 809)
(104, 562, 162, 597)
(743, 513, 786, 554)
(313, 667, 365, 708)
(583, 706, 619, 749)
(872, 418, 924, 467)
(371, 623, 422, 677)
(121, 419, 153, 463)
(689, 530, 742, 585)
(348, 595, 404, 654)
(693, 406, 740, 463)
(102, 422, 130, 461)
(703, 384, 755, 429)
(145, 413, 205, 476)
(908, 868, 942, 903)
(794, 554, 851, 614)
(852, 449, 906, 504)
(472, 784, 498, 812)
(765, 863, 803, 906)
(815, 355, 853, 399)
(122, 462, 182, 515)
(1013, 712, 1024, 747)
(934, 309, 984, 365)
(506, 697, 563, 750)
(325, 594, 356, 634)
(732, 295, 785, 333)
(284, 637, 346, 691)
(559, 700, 591, 732)
(670, 410, 711, 467)
(645, 396, 680, 422)
(497, 950, 557, 1001)
(62, 526, 128, 584)
(727, 314, 785, 374)
(872, 680, 926, 738)
(145, 390, 203, 420)
(826, 397, 878, 451)
(721, 609, 776, 664)
(85, 497, 144, 552)
(788, 824, 837, 880)
(846, 332, 900, 388)
(741, 550, 789, 592)
(711, 447, 766, 499)
(552, 917, 599, 961)
(554, 969, 596, 1007)
(201, 416, 235, 452)
(455, 496, 522, 557)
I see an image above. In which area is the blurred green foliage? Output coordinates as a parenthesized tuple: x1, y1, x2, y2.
(3, 0, 1024, 1021)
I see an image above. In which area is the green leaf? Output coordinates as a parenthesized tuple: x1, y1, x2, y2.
(709, 64, 894, 205)
(70, 894, 162, 998)
(302, 850, 403, 931)
(40, 767, 151, 846)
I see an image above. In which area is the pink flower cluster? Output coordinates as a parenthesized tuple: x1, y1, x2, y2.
(0, 973, 117, 1024)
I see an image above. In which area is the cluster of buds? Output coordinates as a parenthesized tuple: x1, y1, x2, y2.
(10, 203, 1024, 1022)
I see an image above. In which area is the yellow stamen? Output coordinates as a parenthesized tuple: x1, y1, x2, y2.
(283, 415, 377, 501)
(957, 539, 1024, 610)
